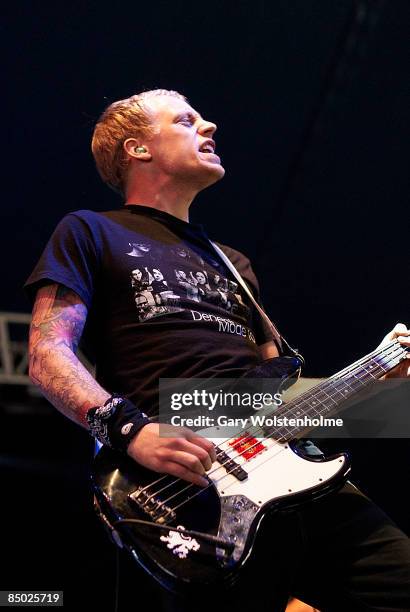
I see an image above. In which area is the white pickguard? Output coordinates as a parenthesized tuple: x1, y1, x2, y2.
(199, 429, 347, 507)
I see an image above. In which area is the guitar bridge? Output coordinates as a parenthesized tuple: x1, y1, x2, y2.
(128, 488, 176, 524)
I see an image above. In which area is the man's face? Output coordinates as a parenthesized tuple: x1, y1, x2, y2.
(143, 96, 225, 189)
(196, 272, 206, 284)
(152, 269, 163, 281)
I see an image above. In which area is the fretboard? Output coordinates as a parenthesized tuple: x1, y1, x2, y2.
(270, 339, 408, 442)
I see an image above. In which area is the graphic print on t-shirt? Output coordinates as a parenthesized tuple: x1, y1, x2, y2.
(127, 240, 250, 323)
(130, 265, 184, 321)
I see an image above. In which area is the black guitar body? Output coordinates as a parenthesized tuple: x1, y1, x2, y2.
(91, 339, 408, 595)
(93, 448, 235, 593)
(92, 357, 304, 593)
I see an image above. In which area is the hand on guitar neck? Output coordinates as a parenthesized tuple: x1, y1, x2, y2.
(127, 422, 217, 487)
(377, 323, 410, 378)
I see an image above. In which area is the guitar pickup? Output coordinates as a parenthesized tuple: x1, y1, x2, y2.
(216, 449, 248, 481)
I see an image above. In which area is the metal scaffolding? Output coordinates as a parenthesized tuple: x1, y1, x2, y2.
(0, 312, 31, 385)
(0, 311, 93, 388)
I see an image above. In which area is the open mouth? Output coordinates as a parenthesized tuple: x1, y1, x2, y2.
(198, 140, 220, 163)
(199, 139, 216, 154)
(199, 145, 215, 154)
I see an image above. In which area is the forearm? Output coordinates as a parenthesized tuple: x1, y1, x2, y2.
(29, 341, 110, 427)
(27, 285, 216, 484)
(28, 284, 111, 427)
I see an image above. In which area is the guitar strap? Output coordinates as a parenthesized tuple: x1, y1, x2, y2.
(209, 240, 304, 365)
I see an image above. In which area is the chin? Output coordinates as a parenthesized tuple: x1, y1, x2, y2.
(207, 161, 225, 180)
(187, 161, 225, 192)
(201, 166, 225, 189)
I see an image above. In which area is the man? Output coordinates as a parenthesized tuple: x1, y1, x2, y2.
(26, 89, 410, 611)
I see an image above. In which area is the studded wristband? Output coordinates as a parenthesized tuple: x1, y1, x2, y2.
(86, 395, 150, 452)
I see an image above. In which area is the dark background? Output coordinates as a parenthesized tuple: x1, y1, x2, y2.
(1, 1, 409, 609)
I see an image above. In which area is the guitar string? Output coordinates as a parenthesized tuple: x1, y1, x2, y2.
(161, 342, 408, 519)
(157, 346, 405, 515)
(135, 340, 405, 505)
(135, 341, 407, 516)
(135, 339, 401, 499)
(140, 361, 405, 523)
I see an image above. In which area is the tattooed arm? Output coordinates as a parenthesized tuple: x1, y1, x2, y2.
(28, 283, 216, 485)
(28, 283, 110, 426)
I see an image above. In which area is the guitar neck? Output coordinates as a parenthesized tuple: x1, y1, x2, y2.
(273, 339, 408, 442)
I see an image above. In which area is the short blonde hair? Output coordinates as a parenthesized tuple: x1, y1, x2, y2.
(91, 89, 187, 195)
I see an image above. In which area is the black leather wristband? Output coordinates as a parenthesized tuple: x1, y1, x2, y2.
(86, 395, 150, 452)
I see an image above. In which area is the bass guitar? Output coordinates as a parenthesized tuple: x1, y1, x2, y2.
(92, 339, 407, 594)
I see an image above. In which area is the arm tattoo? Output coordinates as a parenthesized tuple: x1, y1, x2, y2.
(30, 284, 86, 353)
(29, 284, 110, 426)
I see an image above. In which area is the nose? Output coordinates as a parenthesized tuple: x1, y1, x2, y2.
(198, 119, 217, 137)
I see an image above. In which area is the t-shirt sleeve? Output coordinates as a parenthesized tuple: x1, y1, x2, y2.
(24, 212, 100, 308)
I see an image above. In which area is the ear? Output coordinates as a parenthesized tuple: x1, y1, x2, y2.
(123, 138, 152, 161)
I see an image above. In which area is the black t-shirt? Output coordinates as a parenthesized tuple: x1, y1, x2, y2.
(24, 205, 272, 416)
